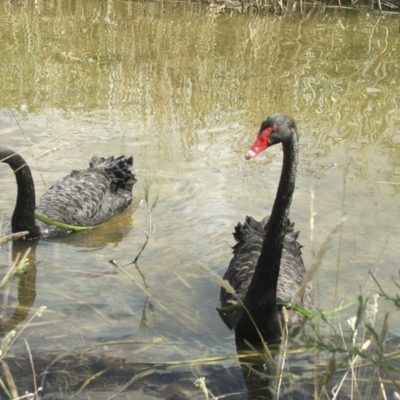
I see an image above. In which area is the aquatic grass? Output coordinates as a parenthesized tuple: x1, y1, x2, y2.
(301, 161, 400, 399)
(42, 340, 241, 399)
(369, 269, 400, 310)
(220, 290, 400, 399)
(107, 176, 164, 331)
(202, 182, 400, 399)
(23, 339, 41, 400)
(0, 306, 46, 400)
(303, 182, 400, 398)
(0, 247, 31, 290)
(301, 289, 400, 398)
(0, 307, 47, 363)
(3, 287, 397, 400)
(0, 241, 46, 399)
(131, 176, 159, 264)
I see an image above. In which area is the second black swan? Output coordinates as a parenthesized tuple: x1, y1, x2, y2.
(220, 114, 313, 345)
(0, 147, 137, 240)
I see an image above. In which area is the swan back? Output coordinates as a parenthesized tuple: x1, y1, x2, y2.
(36, 155, 136, 237)
(220, 216, 312, 338)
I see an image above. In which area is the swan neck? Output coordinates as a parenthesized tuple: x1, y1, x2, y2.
(1, 149, 39, 237)
(269, 135, 298, 237)
(246, 131, 299, 307)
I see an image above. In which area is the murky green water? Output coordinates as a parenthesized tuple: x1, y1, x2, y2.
(0, 1, 400, 398)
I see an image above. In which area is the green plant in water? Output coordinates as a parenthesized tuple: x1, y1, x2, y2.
(143, 176, 160, 213)
(369, 269, 400, 309)
(132, 176, 160, 264)
(0, 248, 31, 291)
(34, 213, 101, 231)
(204, 194, 400, 399)
(301, 291, 400, 398)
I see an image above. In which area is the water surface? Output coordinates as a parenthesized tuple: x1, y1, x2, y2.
(0, 1, 400, 398)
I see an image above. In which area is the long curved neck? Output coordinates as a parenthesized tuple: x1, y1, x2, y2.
(245, 131, 299, 309)
(1, 149, 39, 238)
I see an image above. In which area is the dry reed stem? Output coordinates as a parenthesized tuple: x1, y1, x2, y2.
(199, 263, 275, 358)
(275, 307, 289, 399)
(110, 259, 203, 332)
(24, 338, 40, 400)
(0, 306, 47, 363)
(331, 156, 350, 328)
(0, 247, 31, 289)
(199, 263, 235, 296)
(0, 360, 18, 399)
(332, 339, 371, 399)
(295, 216, 346, 307)
(132, 232, 150, 264)
(0, 231, 29, 245)
(194, 377, 216, 400)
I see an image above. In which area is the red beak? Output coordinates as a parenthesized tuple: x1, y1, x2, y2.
(245, 127, 272, 160)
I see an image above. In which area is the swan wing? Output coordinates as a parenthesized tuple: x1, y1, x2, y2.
(36, 155, 136, 228)
(220, 216, 312, 330)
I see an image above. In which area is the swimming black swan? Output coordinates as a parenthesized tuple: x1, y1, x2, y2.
(0, 147, 137, 240)
(220, 114, 312, 345)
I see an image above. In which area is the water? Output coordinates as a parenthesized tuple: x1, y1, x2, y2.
(0, 1, 400, 398)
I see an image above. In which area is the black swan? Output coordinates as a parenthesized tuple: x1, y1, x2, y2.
(220, 114, 312, 345)
(0, 147, 137, 240)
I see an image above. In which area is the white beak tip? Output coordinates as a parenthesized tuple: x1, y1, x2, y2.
(245, 150, 256, 160)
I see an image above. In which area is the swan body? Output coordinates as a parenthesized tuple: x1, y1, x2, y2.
(220, 114, 312, 344)
(0, 148, 136, 239)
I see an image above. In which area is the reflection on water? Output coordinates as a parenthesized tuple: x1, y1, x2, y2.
(0, 241, 37, 336)
(0, 0, 400, 398)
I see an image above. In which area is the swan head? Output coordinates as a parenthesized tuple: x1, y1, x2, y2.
(245, 114, 297, 160)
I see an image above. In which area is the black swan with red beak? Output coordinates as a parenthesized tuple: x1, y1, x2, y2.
(0, 148, 136, 240)
(220, 114, 313, 345)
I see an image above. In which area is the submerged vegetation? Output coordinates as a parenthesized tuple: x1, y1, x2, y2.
(202, 211, 400, 399)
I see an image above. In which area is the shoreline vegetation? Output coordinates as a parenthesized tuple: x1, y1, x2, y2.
(204, 0, 400, 15)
